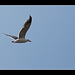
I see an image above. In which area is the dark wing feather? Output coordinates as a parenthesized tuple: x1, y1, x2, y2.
(3, 33, 18, 40)
(18, 15, 32, 39)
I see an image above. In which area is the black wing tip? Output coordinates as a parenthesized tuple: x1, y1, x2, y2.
(2, 33, 10, 36)
(2, 33, 7, 35)
(29, 15, 32, 23)
(29, 15, 32, 19)
(29, 15, 32, 17)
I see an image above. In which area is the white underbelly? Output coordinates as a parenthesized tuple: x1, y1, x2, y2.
(14, 39, 26, 43)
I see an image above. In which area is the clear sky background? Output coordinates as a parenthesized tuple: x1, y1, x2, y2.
(0, 5, 75, 70)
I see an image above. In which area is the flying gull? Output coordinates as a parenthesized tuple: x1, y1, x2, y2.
(3, 15, 32, 43)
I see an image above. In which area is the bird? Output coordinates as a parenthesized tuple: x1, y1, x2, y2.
(3, 15, 32, 43)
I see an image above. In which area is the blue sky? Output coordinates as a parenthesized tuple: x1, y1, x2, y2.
(0, 5, 75, 70)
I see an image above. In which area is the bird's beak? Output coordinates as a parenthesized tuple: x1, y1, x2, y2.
(12, 41, 15, 43)
(29, 40, 31, 42)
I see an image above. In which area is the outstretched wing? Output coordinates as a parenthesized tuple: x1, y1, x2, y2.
(18, 15, 32, 39)
(3, 33, 18, 40)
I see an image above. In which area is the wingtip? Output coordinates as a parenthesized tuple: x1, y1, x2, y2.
(2, 33, 8, 36)
(29, 15, 32, 18)
(2, 33, 6, 35)
(29, 15, 32, 22)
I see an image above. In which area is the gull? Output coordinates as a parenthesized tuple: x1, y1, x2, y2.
(3, 15, 32, 43)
